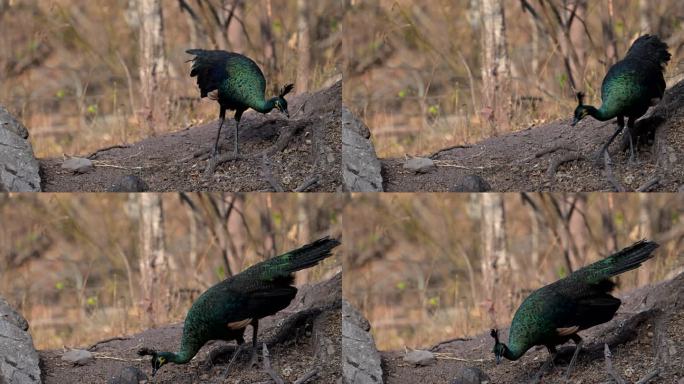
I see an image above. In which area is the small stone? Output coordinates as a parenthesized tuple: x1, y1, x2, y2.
(404, 349, 436, 366)
(449, 174, 491, 192)
(62, 349, 94, 366)
(624, 367, 634, 378)
(669, 345, 677, 356)
(647, 331, 654, 338)
(108, 366, 147, 384)
(403, 157, 436, 174)
(61, 157, 94, 174)
(450, 366, 490, 384)
(108, 175, 148, 192)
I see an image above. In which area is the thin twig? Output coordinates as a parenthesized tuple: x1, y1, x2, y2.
(87, 336, 130, 351)
(432, 352, 486, 363)
(603, 151, 626, 192)
(603, 344, 626, 384)
(635, 368, 661, 384)
(429, 337, 470, 351)
(433, 160, 485, 170)
(546, 153, 584, 180)
(636, 177, 660, 192)
(90, 161, 144, 171)
(428, 145, 472, 159)
(260, 156, 285, 192)
(86, 144, 131, 159)
(293, 175, 320, 192)
(293, 368, 319, 384)
(535, 144, 577, 158)
(262, 344, 285, 384)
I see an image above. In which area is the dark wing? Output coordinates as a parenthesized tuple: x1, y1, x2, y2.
(186, 49, 231, 98)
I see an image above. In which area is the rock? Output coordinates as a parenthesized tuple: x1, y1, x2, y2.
(403, 157, 436, 174)
(449, 174, 491, 192)
(62, 157, 94, 174)
(450, 366, 490, 384)
(108, 366, 148, 384)
(62, 349, 95, 366)
(342, 107, 383, 192)
(343, 300, 383, 384)
(0, 296, 41, 384)
(108, 175, 149, 192)
(403, 349, 436, 366)
(0, 106, 41, 191)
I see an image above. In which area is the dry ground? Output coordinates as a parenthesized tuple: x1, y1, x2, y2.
(39, 81, 342, 192)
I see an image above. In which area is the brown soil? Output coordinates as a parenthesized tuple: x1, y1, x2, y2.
(380, 272, 684, 384)
(382, 80, 684, 192)
(39, 273, 341, 384)
(39, 81, 341, 192)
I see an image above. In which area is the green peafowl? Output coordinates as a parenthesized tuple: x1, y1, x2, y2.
(138, 236, 340, 377)
(186, 49, 294, 173)
(571, 35, 670, 163)
(491, 240, 658, 381)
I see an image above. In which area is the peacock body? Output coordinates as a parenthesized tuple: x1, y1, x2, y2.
(139, 236, 340, 376)
(186, 49, 293, 172)
(572, 35, 670, 162)
(492, 240, 658, 378)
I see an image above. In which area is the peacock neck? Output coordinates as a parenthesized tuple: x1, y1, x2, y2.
(253, 98, 277, 114)
(585, 105, 614, 121)
(168, 337, 203, 364)
(502, 342, 525, 361)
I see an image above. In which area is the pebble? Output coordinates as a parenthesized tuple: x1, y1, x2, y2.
(403, 157, 436, 174)
(62, 349, 94, 366)
(61, 157, 94, 174)
(403, 349, 436, 366)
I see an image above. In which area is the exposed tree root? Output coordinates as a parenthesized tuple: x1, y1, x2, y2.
(546, 153, 585, 181)
(604, 344, 626, 384)
(262, 343, 285, 384)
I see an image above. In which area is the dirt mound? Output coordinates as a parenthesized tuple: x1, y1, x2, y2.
(380, 272, 684, 384)
(381, 79, 684, 192)
(39, 81, 341, 192)
(39, 273, 341, 384)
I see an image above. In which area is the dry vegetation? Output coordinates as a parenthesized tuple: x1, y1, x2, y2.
(343, 0, 684, 158)
(343, 193, 684, 350)
(0, 193, 344, 350)
(0, 0, 342, 158)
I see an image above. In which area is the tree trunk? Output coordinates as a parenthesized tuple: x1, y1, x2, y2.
(602, 0, 619, 66)
(639, 0, 650, 34)
(479, 0, 511, 132)
(227, 0, 245, 52)
(296, 0, 311, 91)
(139, 0, 167, 133)
(260, 0, 278, 90)
(139, 194, 167, 326)
(481, 194, 509, 322)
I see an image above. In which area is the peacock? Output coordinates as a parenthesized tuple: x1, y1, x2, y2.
(491, 240, 658, 380)
(186, 49, 294, 173)
(571, 35, 670, 163)
(138, 236, 340, 377)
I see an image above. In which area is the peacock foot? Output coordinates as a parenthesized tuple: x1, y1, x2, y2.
(248, 350, 259, 368)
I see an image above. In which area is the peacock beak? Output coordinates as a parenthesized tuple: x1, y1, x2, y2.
(284, 110, 290, 118)
(571, 117, 579, 127)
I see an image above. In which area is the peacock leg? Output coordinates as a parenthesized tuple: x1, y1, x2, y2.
(249, 320, 259, 367)
(206, 107, 227, 174)
(594, 117, 624, 165)
(233, 109, 245, 159)
(626, 117, 636, 164)
(565, 335, 583, 379)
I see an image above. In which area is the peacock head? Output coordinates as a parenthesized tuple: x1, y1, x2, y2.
(490, 329, 506, 364)
(273, 83, 295, 118)
(138, 347, 171, 377)
(571, 92, 589, 127)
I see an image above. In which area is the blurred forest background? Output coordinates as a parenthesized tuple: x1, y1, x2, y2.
(343, 0, 684, 158)
(0, 0, 342, 158)
(0, 193, 343, 349)
(343, 193, 684, 350)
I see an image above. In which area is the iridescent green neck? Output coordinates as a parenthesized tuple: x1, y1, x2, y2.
(501, 342, 525, 361)
(584, 105, 614, 121)
(162, 337, 202, 364)
(253, 97, 278, 114)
